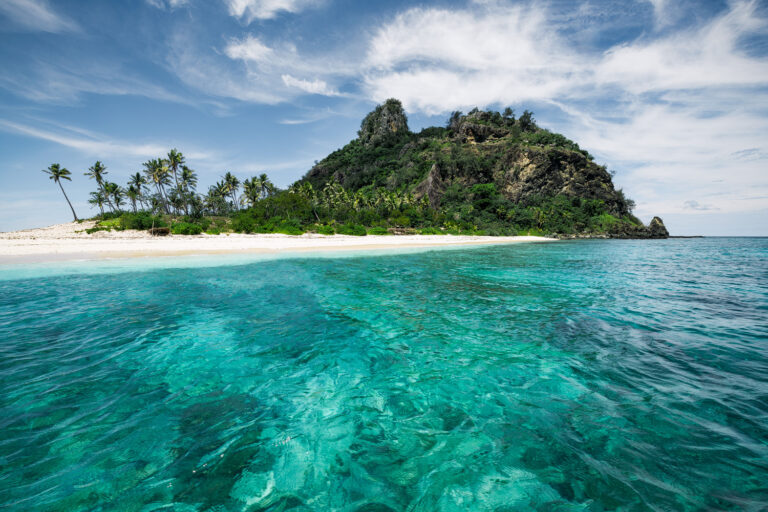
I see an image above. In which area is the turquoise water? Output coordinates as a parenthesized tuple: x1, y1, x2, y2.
(1, 239, 766, 511)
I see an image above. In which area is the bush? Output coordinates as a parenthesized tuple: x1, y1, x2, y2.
(97, 218, 122, 229)
(231, 213, 256, 233)
(367, 226, 389, 235)
(418, 227, 443, 235)
(274, 222, 304, 235)
(205, 228, 221, 235)
(314, 224, 335, 235)
(120, 212, 166, 230)
(392, 215, 411, 227)
(336, 223, 367, 236)
(171, 222, 203, 235)
(85, 226, 110, 234)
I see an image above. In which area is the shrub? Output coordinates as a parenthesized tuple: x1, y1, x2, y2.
(97, 218, 122, 229)
(336, 223, 367, 236)
(231, 213, 256, 233)
(274, 223, 304, 235)
(120, 212, 166, 230)
(367, 226, 389, 235)
(392, 215, 411, 227)
(171, 222, 203, 235)
(85, 226, 110, 234)
(418, 227, 443, 235)
(315, 224, 335, 235)
(205, 228, 221, 235)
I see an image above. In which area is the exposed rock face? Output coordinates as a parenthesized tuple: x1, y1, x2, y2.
(648, 217, 669, 238)
(413, 163, 445, 208)
(453, 110, 508, 143)
(494, 147, 629, 216)
(358, 98, 409, 146)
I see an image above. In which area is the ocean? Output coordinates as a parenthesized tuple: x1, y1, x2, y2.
(1, 238, 766, 511)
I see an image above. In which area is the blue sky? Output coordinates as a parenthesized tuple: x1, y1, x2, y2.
(0, 0, 766, 235)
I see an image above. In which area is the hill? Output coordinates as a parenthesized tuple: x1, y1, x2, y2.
(300, 99, 668, 238)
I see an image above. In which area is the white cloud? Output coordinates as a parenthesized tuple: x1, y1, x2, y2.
(683, 200, 719, 211)
(360, 0, 768, 226)
(0, 119, 211, 160)
(225, 0, 320, 22)
(168, 32, 350, 103)
(146, 0, 189, 9)
(224, 35, 274, 62)
(597, 1, 768, 93)
(364, 5, 581, 114)
(281, 75, 341, 96)
(0, 0, 78, 33)
(0, 59, 197, 107)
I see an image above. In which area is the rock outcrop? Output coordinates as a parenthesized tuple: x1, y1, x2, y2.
(648, 216, 669, 238)
(494, 146, 629, 216)
(358, 98, 409, 146)
(413, 163, 445, 208)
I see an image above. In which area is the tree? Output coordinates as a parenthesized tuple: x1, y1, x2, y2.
(258, 173, 273, 199)
(167, 149, 185, 210)
(125, 185, 140, 213)
(179, 165, 198, 215)
(519, 110, 537, 132)
(143, 159, 171, 213)
(104, 182, 123, 212)
(242, 178, 260, 208)
(502, 107, 515, 126)
(447, 111, 463, 131)
(43, 163, 79, 221)
(223, 172, 240, 210)
(88, 191, 106, 216)
(128, 172, 148, 210)
(85, 161, 114, 212)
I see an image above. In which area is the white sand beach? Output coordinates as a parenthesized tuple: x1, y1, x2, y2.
(0, 221, 555, 263)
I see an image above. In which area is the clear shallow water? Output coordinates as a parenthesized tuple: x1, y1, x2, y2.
(1, 239, 766, 511)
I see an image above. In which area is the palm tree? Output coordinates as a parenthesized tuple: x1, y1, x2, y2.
(223, 172, 240, 210)
(258, 173, 272, 199)
(84, 161, 114, 212)
(43, 163, 79, 221)
(179, 165, 197, 215)
(128, 172, 148, 210)
(205, 181, 229, 215)
(167, 149, 185, 202)
(242, 177, 261, 208)
(88, 191, 106, 216)
(143, 159, 171, 213)
(104, 182, 123, 212)
(125, 185, 140, 213)
(180, 165, 197, 193)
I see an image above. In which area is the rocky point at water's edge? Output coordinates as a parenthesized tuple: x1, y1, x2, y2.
(555, 216, 670, 239)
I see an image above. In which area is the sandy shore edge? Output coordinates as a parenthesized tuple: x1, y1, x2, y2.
(0, 222, 555, 264)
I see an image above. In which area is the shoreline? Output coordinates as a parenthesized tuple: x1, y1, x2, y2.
(0, 222, 555, 264)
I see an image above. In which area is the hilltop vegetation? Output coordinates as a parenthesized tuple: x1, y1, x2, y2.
(43, 99, 668, 238)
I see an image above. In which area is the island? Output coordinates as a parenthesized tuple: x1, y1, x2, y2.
(5, 99, 669, 262)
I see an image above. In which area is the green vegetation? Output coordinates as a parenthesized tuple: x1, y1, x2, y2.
(43, 99, 661, 237)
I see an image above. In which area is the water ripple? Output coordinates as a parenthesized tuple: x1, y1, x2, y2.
(0, 238, 766, 510)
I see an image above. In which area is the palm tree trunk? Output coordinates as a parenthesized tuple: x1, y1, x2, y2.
(157, 184, 170, 214)
(57, 180, 79, 221)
